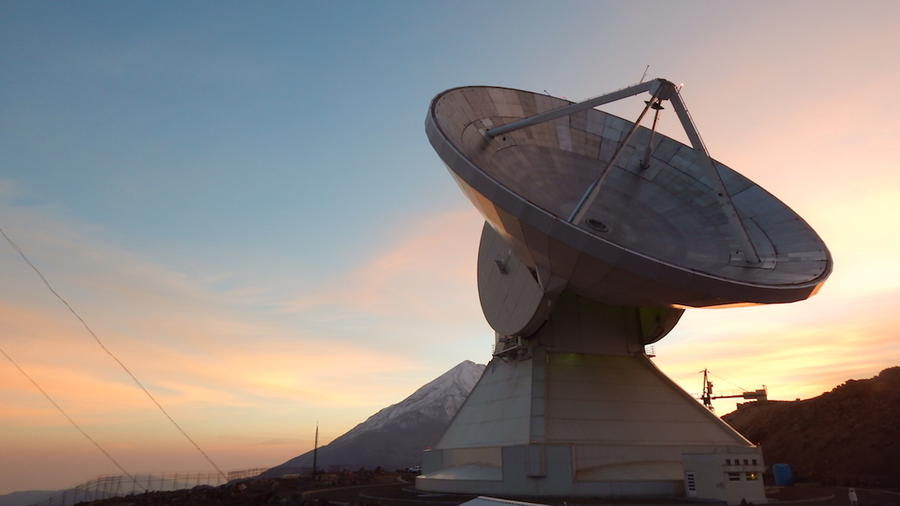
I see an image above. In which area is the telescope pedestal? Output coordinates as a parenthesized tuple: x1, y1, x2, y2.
(417, 296, 766, 502)
(417, 351, 765, 500)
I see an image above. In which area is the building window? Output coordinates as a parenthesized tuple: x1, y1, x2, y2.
(743, 459, 749, 465)
(728, 472, 741, 481)
(752, 459, 757, 466)
(725, 459, 731, 465)
(746, 472, 759, 481)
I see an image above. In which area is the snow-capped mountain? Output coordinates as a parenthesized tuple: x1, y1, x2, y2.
(262, 360, 485, 476)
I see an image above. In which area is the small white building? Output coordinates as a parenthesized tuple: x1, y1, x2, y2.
(683, 452, 766, 504)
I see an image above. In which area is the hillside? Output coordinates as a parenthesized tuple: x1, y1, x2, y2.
(0, 490, 55, 506)
(723, 366, 900, 487)
(262, 360, 485, 476)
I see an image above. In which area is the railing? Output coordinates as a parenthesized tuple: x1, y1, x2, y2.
(493, 335, 523, 357)
(30, 467, 270, 506)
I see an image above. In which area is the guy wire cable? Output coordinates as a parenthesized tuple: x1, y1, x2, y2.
(0, 345, 147, 490)
(0, 227, 227, 481)
(710, 371, 749, 392)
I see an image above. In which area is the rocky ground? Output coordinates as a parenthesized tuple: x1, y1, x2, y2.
(71, 471, 900, 506)
(77, 470, 404, 506)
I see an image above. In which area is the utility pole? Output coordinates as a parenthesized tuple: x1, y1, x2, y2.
(701, 368, 713, 409)
(312, 422, 319, 482)
(699, 368, 767, 411)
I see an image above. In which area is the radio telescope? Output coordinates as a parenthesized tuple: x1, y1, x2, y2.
(416, 79, 831, 502)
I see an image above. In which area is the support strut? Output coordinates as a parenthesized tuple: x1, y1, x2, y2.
(484, 78, 761, 265)
(568, 88, 661, 224)
(641, 100, 663, 170)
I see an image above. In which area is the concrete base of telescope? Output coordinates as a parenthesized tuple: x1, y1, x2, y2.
(416, 350, 767, 504)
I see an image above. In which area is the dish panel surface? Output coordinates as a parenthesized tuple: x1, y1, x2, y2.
(427, 86, 831, 307)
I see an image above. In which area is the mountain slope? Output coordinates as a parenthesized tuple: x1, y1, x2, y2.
(0, 490, 55, 506)
(723, 366, 900, 487)
(262, 360, 485, 476)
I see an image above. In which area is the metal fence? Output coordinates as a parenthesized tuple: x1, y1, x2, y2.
(32, 467, 270, 506)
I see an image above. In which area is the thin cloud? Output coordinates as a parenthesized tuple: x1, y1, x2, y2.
(0, 199, 438, 490)
(284, 207, 485, 331)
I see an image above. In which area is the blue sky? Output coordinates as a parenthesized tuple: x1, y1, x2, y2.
(1, 1, 767, 262)
(2, 0, 900, 493)
(5, 0, 892, 281)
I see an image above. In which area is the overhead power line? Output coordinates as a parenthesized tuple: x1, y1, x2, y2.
(0, 227, 226, 481)
(709, 370, 749, 392)
(0, 345, 144, 489)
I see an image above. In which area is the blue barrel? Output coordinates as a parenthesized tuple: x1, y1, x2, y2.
(772, 463, 793, 486)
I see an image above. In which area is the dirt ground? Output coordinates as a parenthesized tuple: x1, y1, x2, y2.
(307, 480, 900, 506)
(76, 473, 900, 506)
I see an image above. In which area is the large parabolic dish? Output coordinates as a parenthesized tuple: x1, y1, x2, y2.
(426, 82, 831, 308)
(417, 79, 833, 502)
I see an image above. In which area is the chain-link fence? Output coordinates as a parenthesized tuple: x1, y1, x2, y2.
(31, 467, 270, 506)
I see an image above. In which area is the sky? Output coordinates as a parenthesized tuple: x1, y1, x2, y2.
(2, 0, 900, 494)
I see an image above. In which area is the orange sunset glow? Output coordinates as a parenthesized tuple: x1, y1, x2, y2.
(2, 0, 900, 497)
